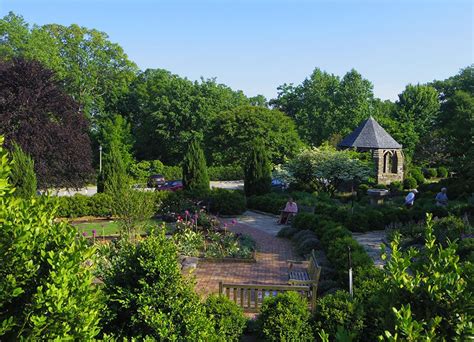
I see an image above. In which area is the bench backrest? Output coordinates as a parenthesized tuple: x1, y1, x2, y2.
(308, 250, 322, 284)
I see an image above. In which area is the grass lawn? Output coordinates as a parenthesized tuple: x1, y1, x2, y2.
(75, 219, 165, 236)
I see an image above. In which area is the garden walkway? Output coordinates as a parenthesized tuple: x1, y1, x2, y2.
(352, 230, 388, 268)
(193, 211, 297, 297)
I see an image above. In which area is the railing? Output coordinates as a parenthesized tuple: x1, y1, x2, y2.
(219, 282, 316, 313)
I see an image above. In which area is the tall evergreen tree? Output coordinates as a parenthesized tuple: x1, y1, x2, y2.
(10, 143, 36, 198)
(182, 140, 209, 193)
(98, 142, 128, 194)
(244, 140, 272, 196)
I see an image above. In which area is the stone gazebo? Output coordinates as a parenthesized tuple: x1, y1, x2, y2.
(338, 117, 404, 185)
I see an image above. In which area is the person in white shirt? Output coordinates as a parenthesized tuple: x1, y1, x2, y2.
(404, 189, 418, 208)
(278, 197, 298, 224)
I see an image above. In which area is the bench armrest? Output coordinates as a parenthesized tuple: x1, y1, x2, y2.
(287, 260, 308, 269)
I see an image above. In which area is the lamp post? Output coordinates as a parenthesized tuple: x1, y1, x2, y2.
(99, 145, 103, 173)
(348, 246, 353, 298)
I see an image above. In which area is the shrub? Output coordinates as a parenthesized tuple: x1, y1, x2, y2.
(409, 167, 425, 185)
(357, 183, 369, 200)
(277, 226, 299, 238)
(403, 176, 417, 189)
(244, 140, 272, 197)
(182, 140, 210, 192)
(326, 236, 372, 278)
(345, 209, 384, 232)
(433, 216, 470, 246)
(292, 230, 318, 246)
(0, 138, 101, 340)
(207, 189, 246, 215)
(320, 226, 351, 248)
(247, 193, 286, 214)
(9, 143, 37, 198)
(313, 290, 364, 340)
(257, 292, 314, 341)
(317, 280, 340, 295)
(298, 237, 321, 256)
(291, 212, 318, 231)
(204, 295, 246, 342)
(389, 181, 403, 193)
(424, 168, 438, 179)
(457, 238, 474, 262)
(88, 192, 113, 217)
(438, 166, 448, 178)
(99, 229, 214, 340)
(208, 165, 244, 181)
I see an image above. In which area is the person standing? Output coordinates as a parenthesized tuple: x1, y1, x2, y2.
(435, 187, 448, 206)
(404, 189, 418, 208)
(278, 197, 298, 224)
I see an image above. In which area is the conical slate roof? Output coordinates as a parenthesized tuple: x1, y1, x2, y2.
(338, 117, 402, 149)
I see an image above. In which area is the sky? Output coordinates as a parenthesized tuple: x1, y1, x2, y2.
(1, 0, 472, 101)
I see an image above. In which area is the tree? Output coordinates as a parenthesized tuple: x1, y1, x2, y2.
(284, 146, 373, 195)
(0, 58, 93, 189)
(208, 105, 303, 165)
(182, 139, 210, 193)
(271, 68, 374, 146)
(438, 90, 474, 175)
(99, 229, 215, 340)
(0, 136, 101, 340)
(100, 142, 128, 195)
(244, 140, 272, 197)
(123, 69, 249, 164)
(0, 12, 138, 122)
(9, 143, 36, 198)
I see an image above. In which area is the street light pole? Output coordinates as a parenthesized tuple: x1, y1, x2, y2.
(99, 145, 103, 173)
(348, 246, 353, 298)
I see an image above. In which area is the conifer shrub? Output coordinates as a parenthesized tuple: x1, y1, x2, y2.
(257, 292, 314, 341)
(204, 295, 246, 342)
(276, 226, 299, 238)
(182, 139, 210, 192)
(244, 140, 271, 197)
(9, 143, 37, 198)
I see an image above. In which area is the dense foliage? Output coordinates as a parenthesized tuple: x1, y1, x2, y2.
(9, 143, 36, 198)
(244, 140, 272, 197)
(0, 58, 93, 188)
(204, 295, 247, 342)
(0, 137, 101, 340)
(99, 229, 215, 340)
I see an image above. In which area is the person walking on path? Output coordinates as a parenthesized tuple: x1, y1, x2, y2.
(435, 187, 448, 206)
(404, 189, 418, 208)
(278, 197, 298, 224)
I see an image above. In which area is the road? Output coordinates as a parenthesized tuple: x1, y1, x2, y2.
(46, 180, 244, 197)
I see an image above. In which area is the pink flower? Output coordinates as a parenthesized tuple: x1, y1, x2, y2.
(177, 215, 182, 220)
(185, 210, 190, 216)
(191, 219, 195, 224)
(231, 219, 237, 225)
(82, 232, 87, 237)
(224, 223, 228, 228)
(92, 229, 97, 237)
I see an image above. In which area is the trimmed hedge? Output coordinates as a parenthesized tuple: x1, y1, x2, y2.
(207, 189, 246, 215)
(204, 295, 246, 342)
(247, 193, 286, 214)
(208, 165, 243, 181)
(438, 166, 448, 178)
(403, 177, 417, 189)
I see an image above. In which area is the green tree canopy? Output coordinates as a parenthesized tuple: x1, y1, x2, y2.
(271, 68, 374, 146)
(208, 105, 303, 165)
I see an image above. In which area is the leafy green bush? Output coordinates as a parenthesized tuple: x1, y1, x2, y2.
(99, 229, 214, 340)
(257, 292, 314, 341)
(389, 181, 403, 193)
(183, 139, 210, 192)
(207, 189, 246, 215)
(204, 295, 246, 342)
(403, 176, 417, 189)
(457, 238, 474, 262)
(345, 209, 385, 232)
(433, 215, 470, 245)
(277, 226, 299, 238)
(292, 230, 318, 246)
(357, 183, 369, 200)
(409, 167, 425, 185)
(208, 165, 244, 181)
(326, 236, 372, 279)
(424, 168, 438, 179)
(438, 166, 448, 178)
(298, 237, 321, 256)
(320, 226, 351, 248)
(291, 212, 318, 231)
(313, 290, 364, 340)
(247, 193, 286, 214)
(0, 138, 101, 340)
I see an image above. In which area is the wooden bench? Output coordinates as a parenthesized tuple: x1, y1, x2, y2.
(219, 282, 315, 313)
(288, 249, 321, 288)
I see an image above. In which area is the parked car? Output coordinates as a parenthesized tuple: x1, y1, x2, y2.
(147, 174, 166, 188)
(271, 178, 288, 191)
(157, 180, 183, 192)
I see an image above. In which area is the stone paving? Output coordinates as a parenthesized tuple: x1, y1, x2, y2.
(352, 230, 388, 268)
(193, 211, 297, 297)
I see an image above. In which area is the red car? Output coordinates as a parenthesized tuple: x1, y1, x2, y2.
(157, 180, 183, 192)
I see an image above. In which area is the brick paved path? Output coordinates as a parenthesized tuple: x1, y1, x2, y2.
(193, 213, 297, 297)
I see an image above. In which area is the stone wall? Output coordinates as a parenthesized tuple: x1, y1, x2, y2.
(374, 149, 404, 184)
